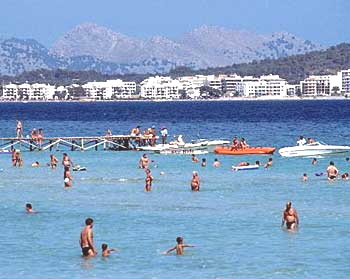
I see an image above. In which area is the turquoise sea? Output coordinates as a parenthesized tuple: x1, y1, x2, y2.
(0, 100, 350, 279)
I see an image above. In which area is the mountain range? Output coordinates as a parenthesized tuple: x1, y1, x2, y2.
(0, 23, 322, 76)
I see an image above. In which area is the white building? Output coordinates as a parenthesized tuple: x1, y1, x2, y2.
(177, 75, 209, 99)
(221, 74, 244, 96)
(300, 74, 341, 96)
(340, 69, 350, 94)
(82, 80, 138, 100)
(239, 75, 287, 98)
(2, 83, 18, 100)
(2, 83, 55, 100)
(140, 76, 182, 99)
(106, 79, 137, 99)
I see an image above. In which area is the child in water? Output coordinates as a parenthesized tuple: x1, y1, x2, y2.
(163, 237, 195, 255)
(101, 243, 116, 257)
(302, 173, 308, 182)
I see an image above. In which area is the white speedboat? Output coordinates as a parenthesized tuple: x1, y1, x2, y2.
(138, 137, 230, 152)
(278, 141, 350, 157)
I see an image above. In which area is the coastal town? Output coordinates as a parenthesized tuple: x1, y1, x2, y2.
(1, 68, 350, 101)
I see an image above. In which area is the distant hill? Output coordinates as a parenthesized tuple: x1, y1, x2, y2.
(1, 43, 349, 86)
(0, 23, 321, 76)
(51, 23, 322, 69)
(182, 43, 350, 84)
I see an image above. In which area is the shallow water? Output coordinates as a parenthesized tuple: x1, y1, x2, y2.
(0, 100, 350, 278)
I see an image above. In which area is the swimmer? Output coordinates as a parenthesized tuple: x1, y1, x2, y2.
(12, 150, 23, 167)
(64, 166, 72, 187)
(311, 158, 317, 165)
(281, 201, 299, 230)
(101, 243, 116, 257)
(62, 153, 73, 168)
(341, 173, 349, 180)
(163, 237, 195, 255)
(201, 158, 206, 167)
(31, 161, 40, 167)
(139, 154, 149, 169)
(144, 169, 153, 192)
(213, 158, 221, 167)
(327, 161, 338, 181)
(25, 203, 35, 213)
(191, 171, 200, 191)
(346, 157, 350, 162)
(237, 161, 249, 167)
(302, 173, 308, 182)
(191, 154, 199, 163)
(264, 158, 273, 169)
(80, 218, 97, 257)
(50, 154, 58, 169)
(255, 160, 261, 166)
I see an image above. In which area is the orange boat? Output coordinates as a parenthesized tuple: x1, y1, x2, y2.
(214, 146, 276, 155)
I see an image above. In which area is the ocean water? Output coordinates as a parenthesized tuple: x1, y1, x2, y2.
(0, 100, 350, 279)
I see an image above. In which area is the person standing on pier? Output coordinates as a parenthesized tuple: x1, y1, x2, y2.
(16, 120, 23, 138)
(161, 127, 168, 144)
(37, 128, 44, 149)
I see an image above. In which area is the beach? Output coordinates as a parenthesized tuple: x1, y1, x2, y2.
(1, 100, 350, 279)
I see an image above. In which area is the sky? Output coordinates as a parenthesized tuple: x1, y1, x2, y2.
(0, 0, 349, 47)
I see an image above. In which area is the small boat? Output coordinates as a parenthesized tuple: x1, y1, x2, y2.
(232, 164, 260, 171)
(215, 146, 276, 155)
(279, 141, 350, 157)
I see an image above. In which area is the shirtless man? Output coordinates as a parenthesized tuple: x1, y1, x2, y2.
(144, 169, 153, 192)
(281, 201, 299, 230)
(163, 237, 195, 255)
(25, 203, 35, 213)
(191, 154, 199, 163)
(327, 161, 338, 181)
(213, 158, 221, 167)
(191, 171, 200, 191)
(80, 218, 97, 257)
(16, 120, 23, 138)
(231, 136, 239, 150)
(139, 154, 149, 169)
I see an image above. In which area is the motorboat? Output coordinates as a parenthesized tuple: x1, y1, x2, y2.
(138, 136, 230, 152)
(278, 141, 350, 157)
(215, 146, 276, 155)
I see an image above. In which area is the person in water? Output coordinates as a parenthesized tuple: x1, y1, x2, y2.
(101, 243, 116, 257)
(163, 237, 195, 255)
(50, 154, 59, 169)
(213, 158, 221, 167)
(281, 201, 299, 230)
(139, 154, 149, 169)
(144, 169, 153, 192)
(191, 171, 200, 191)
(31, 161, 40, 167)
(302, 173, 308, 182)
(80, 218, 97, 257)
(25, 203, 35, 213)
(201, 158, 206, 167)
(12, 150, 23, 167)
(64, 166, 72, 187)
(327, 161, 338, 181)
(311, 158, 317, 165)
(191, 154, 199, 163)
(264, 158, 273, 168)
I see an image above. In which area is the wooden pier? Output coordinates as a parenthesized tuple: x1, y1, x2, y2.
(0, 135, 143, 152)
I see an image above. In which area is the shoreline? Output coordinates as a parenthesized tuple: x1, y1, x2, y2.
(0, 96, 348, 103)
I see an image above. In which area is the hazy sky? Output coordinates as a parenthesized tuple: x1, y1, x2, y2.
(1, 0, 349, 47)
